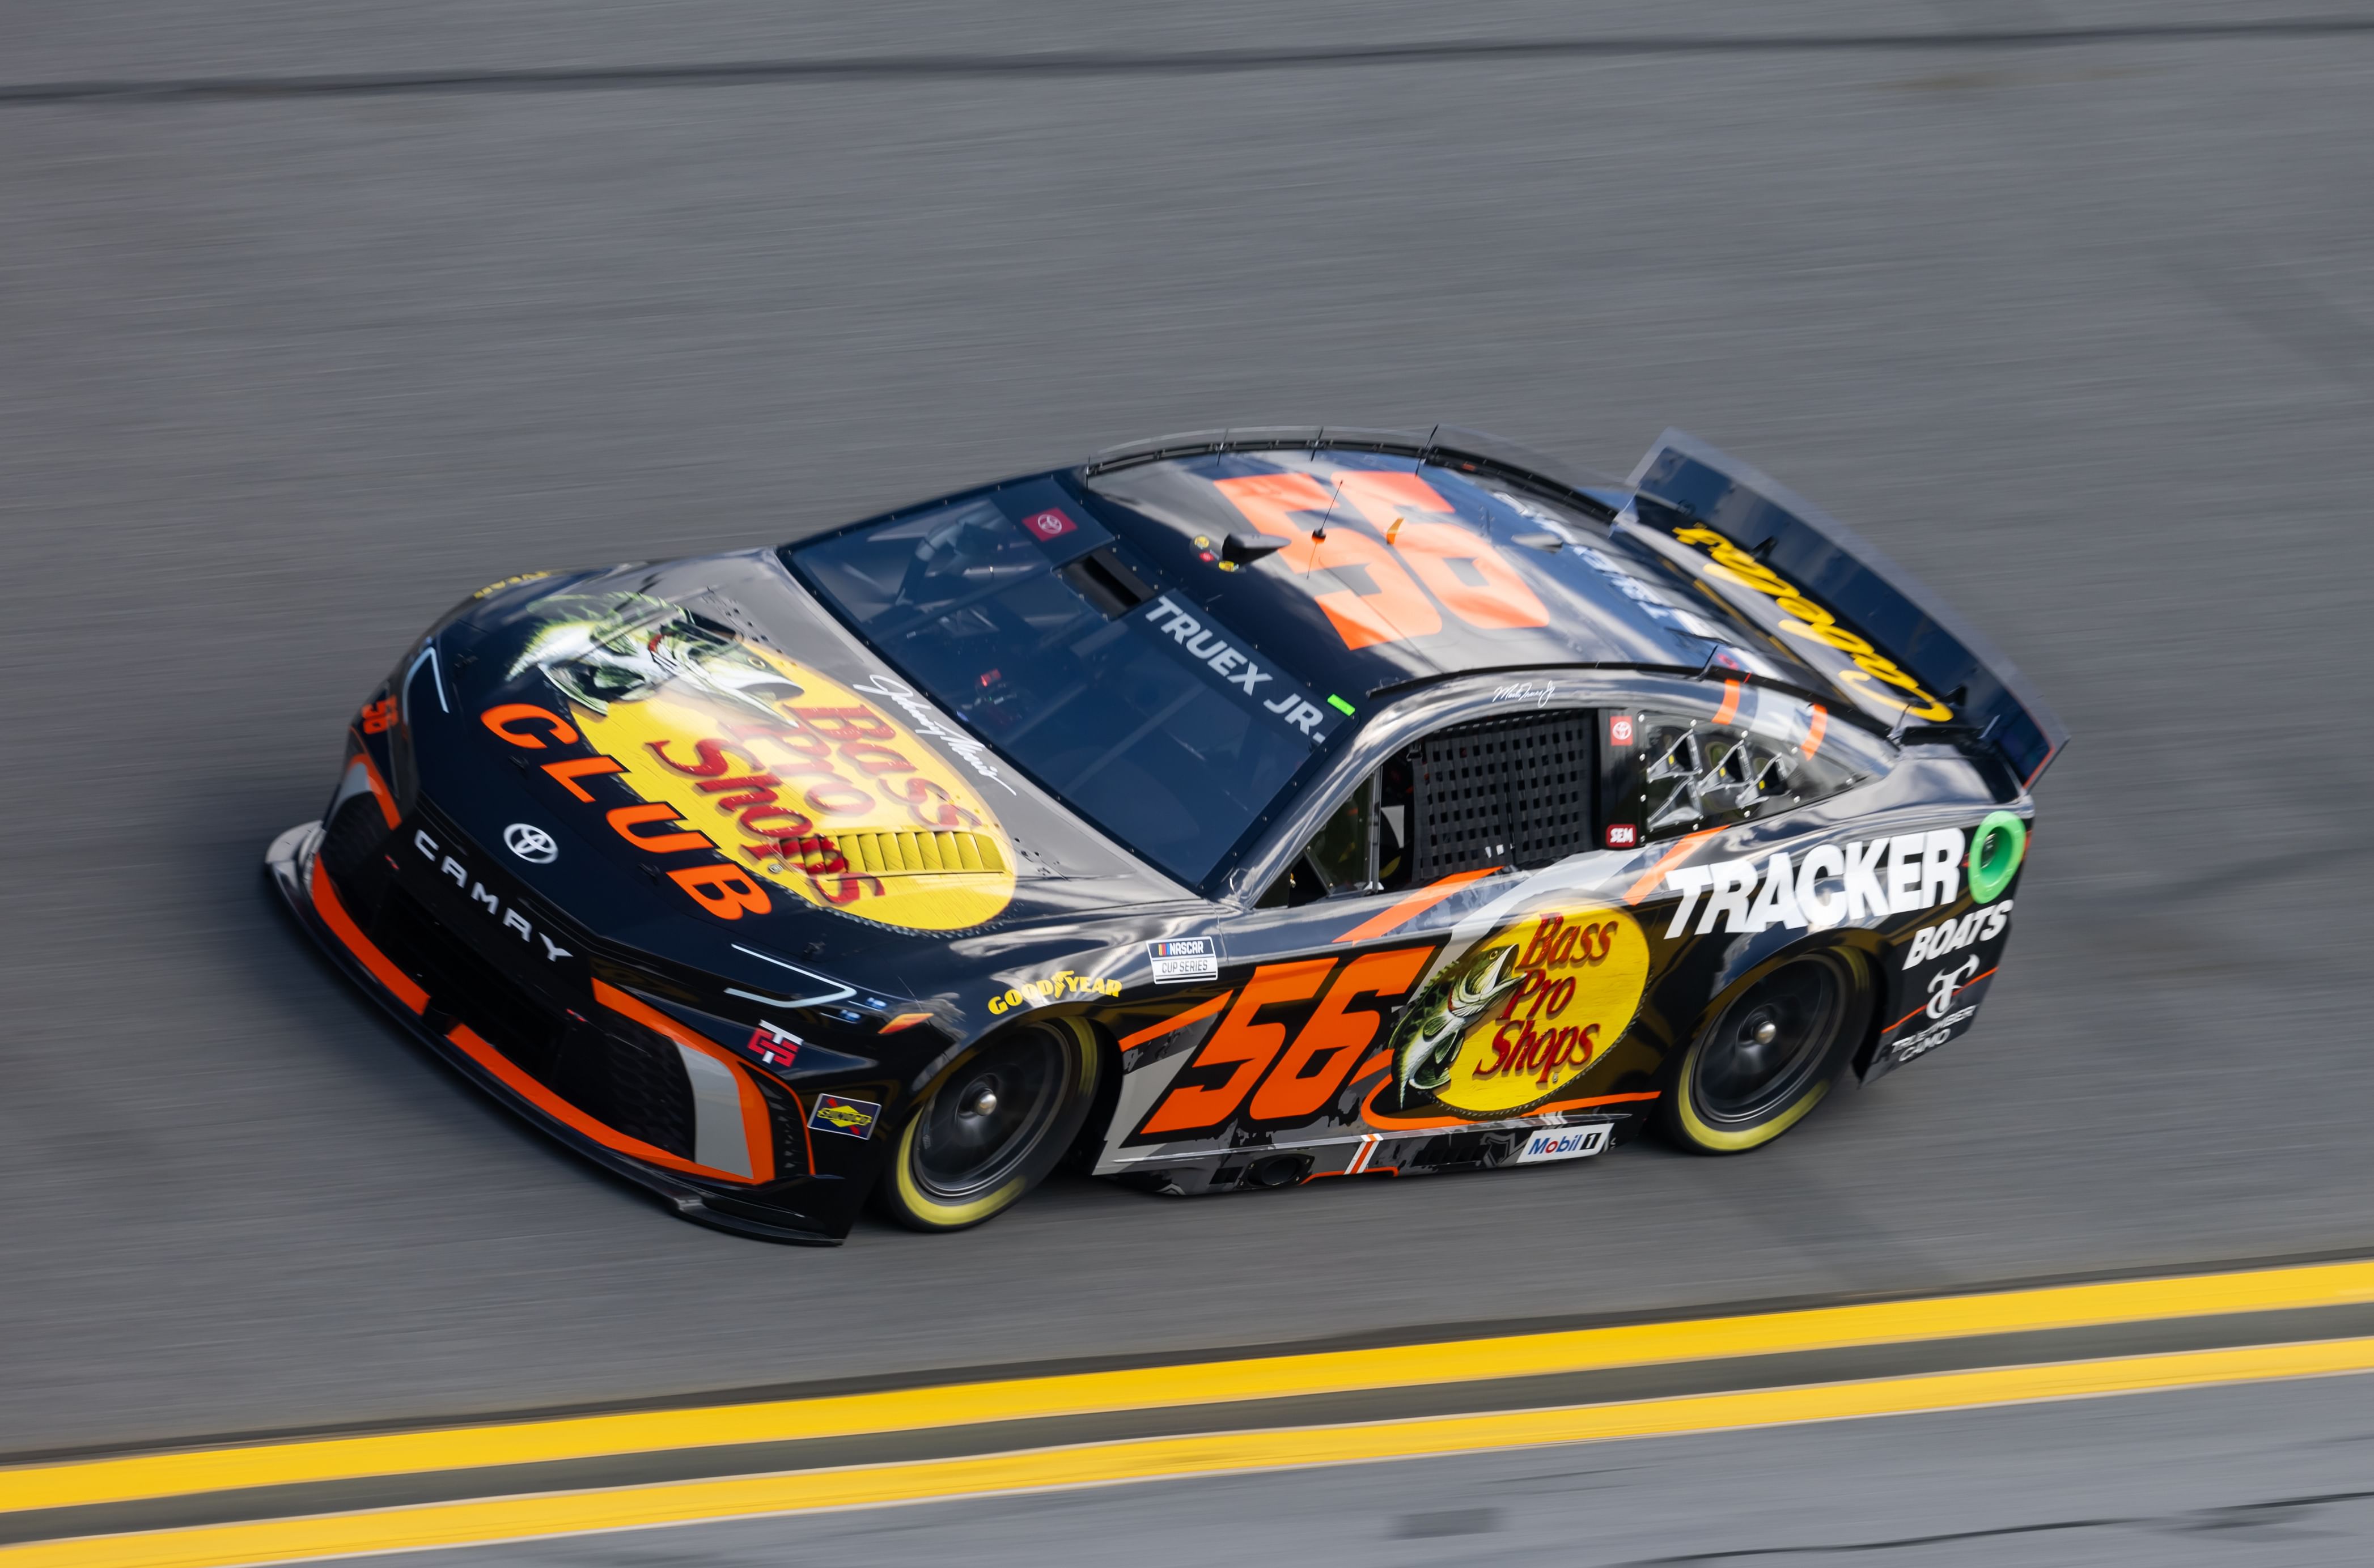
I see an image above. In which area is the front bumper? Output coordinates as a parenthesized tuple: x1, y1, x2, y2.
(266, 821, 858, 1243)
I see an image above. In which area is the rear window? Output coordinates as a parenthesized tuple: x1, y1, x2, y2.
(791, 492, 1347, 888)
(1601, 694, 1887, 844)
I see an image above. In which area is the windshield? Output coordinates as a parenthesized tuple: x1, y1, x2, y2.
(791, 488, 1346, 889)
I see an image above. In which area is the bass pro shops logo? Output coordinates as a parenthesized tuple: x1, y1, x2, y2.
(1385, 906, 1651, 1119)
(489, 594, 1018, 932)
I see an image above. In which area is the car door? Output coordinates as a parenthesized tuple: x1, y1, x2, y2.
(1092, 687, 1667, 1184)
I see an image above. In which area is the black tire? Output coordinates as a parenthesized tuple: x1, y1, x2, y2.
(875, 1015, 1103, 1233)
(1661, 949, 1870, 1155)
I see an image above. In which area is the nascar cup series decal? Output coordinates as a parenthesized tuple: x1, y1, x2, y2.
(1383, 906, 1650, 1119)
(497, 595, 1015, 930)
(1147, 937, 1220, 984)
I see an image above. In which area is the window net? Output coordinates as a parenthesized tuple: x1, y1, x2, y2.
(1407, 713, 1595, 882)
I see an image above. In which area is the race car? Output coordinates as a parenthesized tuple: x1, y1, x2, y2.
(268, 427, 2064, 1242)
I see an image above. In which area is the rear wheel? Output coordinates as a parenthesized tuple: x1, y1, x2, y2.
(1663, 949, 1869, 1154)
(876, 1015, 1102, 1232)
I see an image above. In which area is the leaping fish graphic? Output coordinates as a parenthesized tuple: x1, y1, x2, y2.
(510, 597, 804, 721)
(1393, 945, 1524, 1108)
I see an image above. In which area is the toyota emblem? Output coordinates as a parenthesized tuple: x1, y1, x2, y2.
(503, 823, 559, 864)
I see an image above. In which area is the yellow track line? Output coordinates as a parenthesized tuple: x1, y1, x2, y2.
(12, 1336, 2374, 1568)
(10, 1257, 2374, 1516)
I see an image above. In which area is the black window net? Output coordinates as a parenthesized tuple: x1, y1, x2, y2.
(1407, 713, 1596, 883)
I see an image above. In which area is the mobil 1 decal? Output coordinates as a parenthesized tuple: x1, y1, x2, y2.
(1381, 904, 1650, 1119)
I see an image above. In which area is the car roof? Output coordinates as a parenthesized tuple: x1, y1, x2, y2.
(1070, 428, 1834, 712)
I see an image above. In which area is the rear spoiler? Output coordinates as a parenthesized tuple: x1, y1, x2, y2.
(1626, 430, 2068, 789)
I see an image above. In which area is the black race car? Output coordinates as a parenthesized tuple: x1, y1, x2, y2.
(269, 428, 2064, 1242)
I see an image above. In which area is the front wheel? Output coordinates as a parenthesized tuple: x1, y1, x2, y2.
(1662, 949, 1870, 1154)
(876, 1015, 1103, 1233)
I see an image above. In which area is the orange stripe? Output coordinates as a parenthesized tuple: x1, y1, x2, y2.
(1711, 679, 1743, 727)
(788, 1085, 816, 1176)
(1332, 868, 1498, 945)
(1533, 1087, 1660, 1117)
(743, 1063, 817, 1177)
(444, 1025, 753, 1184)
(593, 980, 773, 1183)
(1118, 991, 1231, 1052)
(1358, 1081, 1660, 1132)
(1884, 966, 1998, 1034)
(1800, 704, 1828, 759)
(308, 858, 427, 1014)
(732, 1060, 774, 1184)
(348, 729, 401, 830)
(1622, 828, 1722, 906)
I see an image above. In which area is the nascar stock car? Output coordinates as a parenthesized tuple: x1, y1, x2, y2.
(268, 427, 2064, 1242)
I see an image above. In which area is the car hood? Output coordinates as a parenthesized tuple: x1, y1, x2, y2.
(410, 553, 1190, 989)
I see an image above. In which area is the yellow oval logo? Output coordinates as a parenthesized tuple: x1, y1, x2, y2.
(518, 598, 1015, 931)
(1392, 906, 1650, 1117)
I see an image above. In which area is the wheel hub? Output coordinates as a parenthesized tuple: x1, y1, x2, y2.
(1693, 958, 1848, 1126)
(912, 1031, 1067, 1202)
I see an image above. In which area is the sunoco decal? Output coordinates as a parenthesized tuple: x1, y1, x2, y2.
(807, 1094, 881, 1139)
(497, 595, 1015, 931)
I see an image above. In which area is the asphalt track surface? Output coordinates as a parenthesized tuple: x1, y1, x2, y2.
(5, 0, 2373, 1497)
(375, 1373, 2374, 1567)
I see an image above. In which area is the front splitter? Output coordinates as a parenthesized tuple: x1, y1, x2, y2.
(264, 821, 849, 1244)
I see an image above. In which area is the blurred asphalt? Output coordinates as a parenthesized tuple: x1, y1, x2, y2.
(4, 0, 2373, 1463)
(368, 1371, 2374, 1567)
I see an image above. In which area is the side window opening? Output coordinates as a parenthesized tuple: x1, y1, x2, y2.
(1258, 774, 1377, 907)
(1260, 711, 1595, 908)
